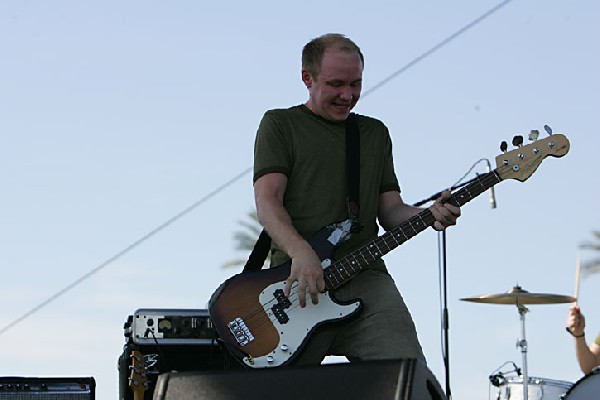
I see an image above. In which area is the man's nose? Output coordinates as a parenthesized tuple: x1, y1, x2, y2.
(339, 86, 353, 100)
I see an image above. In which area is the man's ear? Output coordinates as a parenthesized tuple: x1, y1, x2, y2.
(301, 68, 313, 89)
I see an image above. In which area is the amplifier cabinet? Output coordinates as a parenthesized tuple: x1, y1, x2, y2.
(151, 359, 447, 400)
(119, 309, 240, 400)
(0, 377, 95, 400)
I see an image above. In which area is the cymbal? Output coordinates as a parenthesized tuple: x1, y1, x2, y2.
(461, 285, 576, 305)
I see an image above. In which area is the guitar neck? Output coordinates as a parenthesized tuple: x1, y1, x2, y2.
(324, 170, 501, 289)
(131, 387, 146, 400)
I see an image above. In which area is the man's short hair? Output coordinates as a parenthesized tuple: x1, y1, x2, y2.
(302, 33, 364, 78)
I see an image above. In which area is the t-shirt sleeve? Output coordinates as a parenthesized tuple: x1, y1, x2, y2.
(253, 110, 291, 182)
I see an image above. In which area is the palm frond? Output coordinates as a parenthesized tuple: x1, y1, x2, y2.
(581, 258, 600, 278)
(579, 230, 600, 251)
(222, 209, 270, 269)
(221, 258, 250, 270)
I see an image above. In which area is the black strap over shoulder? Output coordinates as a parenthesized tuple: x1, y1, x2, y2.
(243, 113, 361, 273)
(345, 113, 361, 224)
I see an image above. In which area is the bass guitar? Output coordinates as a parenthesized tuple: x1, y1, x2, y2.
(209, 131, 570, 368)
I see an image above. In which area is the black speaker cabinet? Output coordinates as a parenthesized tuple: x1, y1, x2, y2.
(118, 342, 239, 400)
(0, 377, 95, 399)
(152, 359, 447, 400)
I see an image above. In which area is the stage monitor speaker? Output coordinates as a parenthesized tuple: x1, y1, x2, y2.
(0, 377, 95, 399)
(152, 359, 447, 400)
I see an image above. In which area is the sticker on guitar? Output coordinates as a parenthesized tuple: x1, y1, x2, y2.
(209, 130, 570, 368)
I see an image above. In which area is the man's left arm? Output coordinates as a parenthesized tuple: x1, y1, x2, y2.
(378, 190, 461, 232)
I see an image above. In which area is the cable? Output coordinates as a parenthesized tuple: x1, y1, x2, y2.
(0, 0, 516, 337)
(452, 158, 490, 188)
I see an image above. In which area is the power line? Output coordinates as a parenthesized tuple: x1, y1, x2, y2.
(0, 167, 251, 337)
(0, 0, 514, 336)
(363, 0, 515, 98)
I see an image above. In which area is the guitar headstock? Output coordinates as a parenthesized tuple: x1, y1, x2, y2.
(495, 132, 570, 182)
(129, 350, 149, 400)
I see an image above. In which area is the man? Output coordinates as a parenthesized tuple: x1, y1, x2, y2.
(567, 305, 600, 374)
(253, 33, 461, 365)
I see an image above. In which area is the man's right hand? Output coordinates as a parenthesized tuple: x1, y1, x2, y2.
(284, 245, 326, 308)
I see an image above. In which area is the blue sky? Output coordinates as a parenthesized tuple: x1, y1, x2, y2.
(1, 1, 599, 399)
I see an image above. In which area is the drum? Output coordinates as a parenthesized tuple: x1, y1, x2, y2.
(498, 376, 572, 399)
(563, 367, 600, 399)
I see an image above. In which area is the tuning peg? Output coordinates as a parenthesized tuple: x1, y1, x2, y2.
(512, 135, 524, 147)
(500, 141, 508, 153)
(544, 125, 553, 135)
(528, 130, 539, 141)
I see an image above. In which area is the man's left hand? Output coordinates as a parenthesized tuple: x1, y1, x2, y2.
(429, 190, 461, 231)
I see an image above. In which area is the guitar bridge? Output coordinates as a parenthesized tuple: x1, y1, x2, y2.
(227, 317, 254, 346)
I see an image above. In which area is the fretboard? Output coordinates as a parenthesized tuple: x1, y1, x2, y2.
(323, 170, 502, 289)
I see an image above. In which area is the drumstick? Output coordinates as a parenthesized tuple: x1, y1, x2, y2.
(574, 251, 581, 305)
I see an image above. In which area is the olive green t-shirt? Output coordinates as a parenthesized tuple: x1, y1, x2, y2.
(253, 105, 400, 271)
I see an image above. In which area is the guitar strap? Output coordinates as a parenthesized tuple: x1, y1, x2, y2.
(345, 113, 361, 231)
(242, 113, 361, 273)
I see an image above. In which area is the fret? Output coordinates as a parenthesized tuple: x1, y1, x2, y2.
(377, 238, 391, 254)
(405, 220, 419, 236)
(368, 242, 382, 258)
(461, 185, 475, 201)
(324, 271, 339, 288)
(338, 262, 350, 278)
(324, 273, 336, 288)
(395, 227, 409, 243)
(358, 250, 370, 266)
(453, 191, 469, 206)
(475, 175, 487, 193)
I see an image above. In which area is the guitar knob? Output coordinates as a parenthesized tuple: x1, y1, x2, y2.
(528, 130, 539, 141)
(281, 344, 289, 352)
(512, 135, 524, 147)
(267, 356, 274, 364)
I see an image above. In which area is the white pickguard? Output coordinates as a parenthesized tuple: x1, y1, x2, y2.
(246, 280, 360, 367)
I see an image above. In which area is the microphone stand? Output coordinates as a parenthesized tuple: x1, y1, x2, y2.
(412, 195, 455, 399)
(440, 229, 451, 399)
(413, 177, 478, 400)
(413, 161, 496, 400)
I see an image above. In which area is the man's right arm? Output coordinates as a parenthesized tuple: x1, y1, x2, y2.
(254, 172, 325, 307)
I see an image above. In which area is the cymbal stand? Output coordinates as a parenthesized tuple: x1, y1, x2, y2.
(516, 303, 529, 400)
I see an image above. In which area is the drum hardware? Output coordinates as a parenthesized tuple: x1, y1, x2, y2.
(562, 366, 600, 399)
(489, 372, 507, 387)
(462, 285, 576, 400)
(498, 376, 572, 400)
(489, 361, 521, 387)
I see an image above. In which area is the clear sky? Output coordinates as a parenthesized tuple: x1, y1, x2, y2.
(1, 1, 599, 399)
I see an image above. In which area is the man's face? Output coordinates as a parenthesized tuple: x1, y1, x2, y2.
(303, 49, 363, 122)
